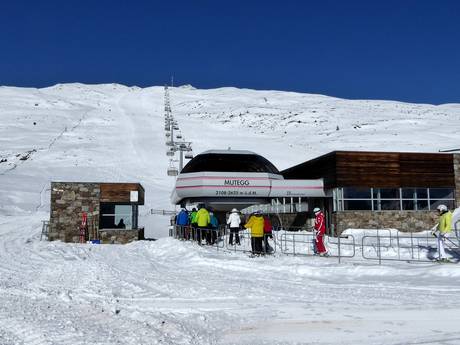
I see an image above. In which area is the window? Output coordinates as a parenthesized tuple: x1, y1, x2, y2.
(380, 200, 400, 210)
(401, 188, 416, 199)
(341, 187, 372, 210)
(416, 188, 428, 199)
(402, 200, 415, 210)
(181, 153, 280, 174)
(343, 187, 371, 199)
(334, 187, 455, 211)
(430, 188, 454, 199)
(100, 203, 137, 229)
(378, 189, 400, 199)
(430, 199, 455, 211)
(343, 200, 372, 210)
(416, 200, 429, 211)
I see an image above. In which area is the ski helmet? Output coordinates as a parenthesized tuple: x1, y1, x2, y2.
(436, 204, 448, 212)
(231, 208, 238, 213)
(313, 207, 321, 214)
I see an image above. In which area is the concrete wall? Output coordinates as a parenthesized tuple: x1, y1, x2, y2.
(49, 182, 100, 242)
(332, 211, 438, 235)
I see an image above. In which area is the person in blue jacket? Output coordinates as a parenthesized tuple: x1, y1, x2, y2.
(176, 208, 189, 239)
(208, 211, 219, 245)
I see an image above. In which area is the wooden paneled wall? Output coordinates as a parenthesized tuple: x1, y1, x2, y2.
(282, 151, 455, 188)
(100, 183, 145, 204)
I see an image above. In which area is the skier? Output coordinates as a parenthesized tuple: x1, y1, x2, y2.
(208, 211, 219, 245)
(227, 208, 241, 245)
(244, 210, 264, 255)
(176, 208, 189, 239)
(433, 204, 453, 262)
(189, 208, 198, 241)
(313, 207, 328, 256)
(195, 204, 210, 245)
(263, 215, 274, 253)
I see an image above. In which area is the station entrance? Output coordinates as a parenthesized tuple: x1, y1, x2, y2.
(171, 149, 330, 232)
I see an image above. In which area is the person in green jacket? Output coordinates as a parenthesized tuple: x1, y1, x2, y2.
(244, 210, 265, 254)
(435, 204, 453, 261)
(189, 208, 198, 241)
(195, 204, 210, 245)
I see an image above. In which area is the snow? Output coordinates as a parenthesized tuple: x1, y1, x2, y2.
(1, 84, 460, 344)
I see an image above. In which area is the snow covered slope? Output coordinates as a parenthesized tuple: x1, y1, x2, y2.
(1, 83, 459, 237)
(1, 84, 460, 345)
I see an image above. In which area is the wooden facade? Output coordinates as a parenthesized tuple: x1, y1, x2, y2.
(282, 151, 455, 189)
(100, 183, 145, 204)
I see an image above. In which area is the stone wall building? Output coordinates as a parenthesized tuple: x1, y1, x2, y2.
(49, 182, 145, 243)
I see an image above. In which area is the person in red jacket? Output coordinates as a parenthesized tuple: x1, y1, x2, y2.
(263, 215, 274, 253)
(313, 207, 328, 256)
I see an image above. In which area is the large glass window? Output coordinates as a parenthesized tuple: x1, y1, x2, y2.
(335, 187, 455, 211)
(100, 203, 135, 229)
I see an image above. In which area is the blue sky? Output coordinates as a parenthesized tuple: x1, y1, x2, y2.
(1, 0, 459, 104)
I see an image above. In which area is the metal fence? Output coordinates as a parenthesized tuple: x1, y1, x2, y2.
(171, 225, 277, 255)
(362, 232, 460, 264)
(275, 227, 356, 263)
(169, 224, 459, 264)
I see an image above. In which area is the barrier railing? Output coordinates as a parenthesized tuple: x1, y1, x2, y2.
(361, 232, 460, 264)
(224, 229, 277, 255)
(172, 225, 277, 255)
(276, 228, 355, 262)
(170, 225, 459, 264)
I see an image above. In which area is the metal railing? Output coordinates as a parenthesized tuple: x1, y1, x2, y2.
(361, 231, 460, 264)
(224, 229, 277, 255)
(276, 226, 356, 262)
(171, 225, 277, 255)
(169, 224, 459, 264)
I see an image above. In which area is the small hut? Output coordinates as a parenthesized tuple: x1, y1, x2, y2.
(49, 182, 145, 243)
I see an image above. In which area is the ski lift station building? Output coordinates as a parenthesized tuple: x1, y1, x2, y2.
(172, 150, 460, 235)
(48, 182, 145, 243)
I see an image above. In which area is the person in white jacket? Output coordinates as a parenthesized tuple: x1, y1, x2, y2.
(227, 208, 242, 245)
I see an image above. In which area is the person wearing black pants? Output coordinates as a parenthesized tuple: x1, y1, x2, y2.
(251, 236, 264, 254)
(195, 204, 211, 245)
(227, 208, 242, 245)
(244, 210, 265, 255)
